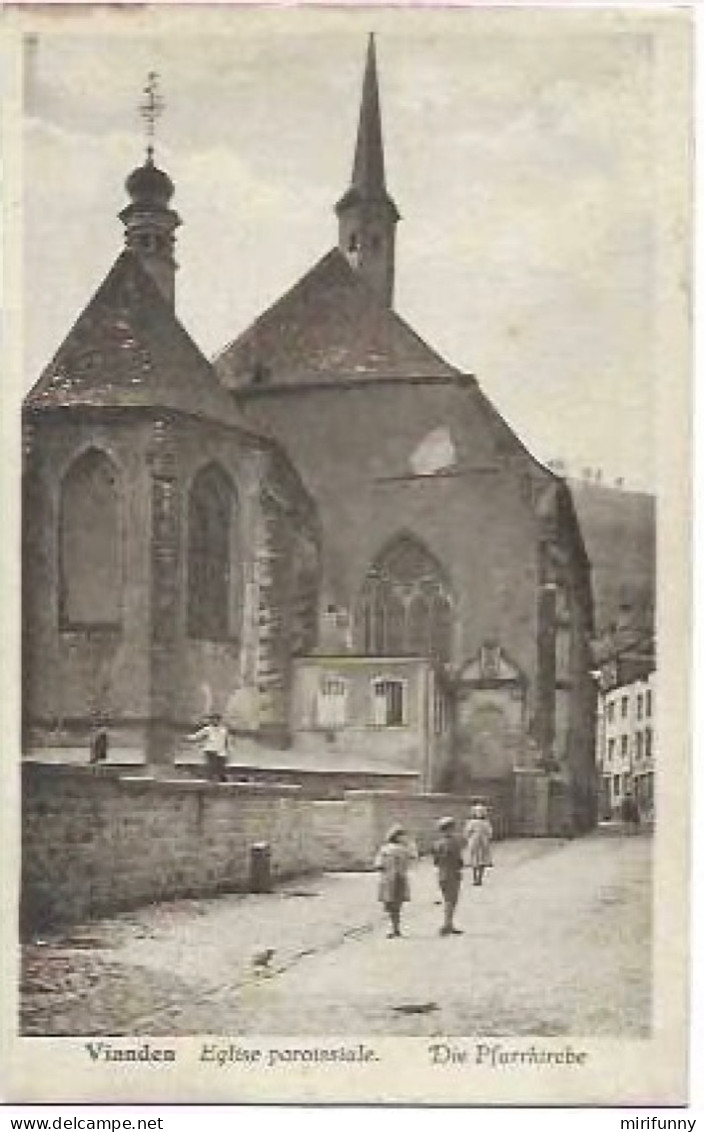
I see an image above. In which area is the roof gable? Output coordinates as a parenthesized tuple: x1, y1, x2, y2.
(214, 248, 460, 388)
(25, 251, 244, 427)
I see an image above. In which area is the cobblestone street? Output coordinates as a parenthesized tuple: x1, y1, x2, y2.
(21, 829, 651, 1038)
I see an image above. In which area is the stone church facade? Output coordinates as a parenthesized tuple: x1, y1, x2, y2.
(215, 37, 597, 829)
(23, 151, 320, 762)
(23, 39, 597, 830)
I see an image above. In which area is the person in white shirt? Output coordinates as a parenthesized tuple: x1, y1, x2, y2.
(187, 713, 230, 782)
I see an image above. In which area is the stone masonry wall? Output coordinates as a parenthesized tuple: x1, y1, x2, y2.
(21, 765, 318, 932)
(22, 764, 516, 932)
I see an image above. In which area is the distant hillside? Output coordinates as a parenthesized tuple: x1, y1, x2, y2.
(568, 480, 656, 634)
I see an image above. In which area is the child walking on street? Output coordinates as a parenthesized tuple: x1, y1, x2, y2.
(374, 825, 416, 938)
(465, 801, 493, 886)
(432, 816, 466, 936)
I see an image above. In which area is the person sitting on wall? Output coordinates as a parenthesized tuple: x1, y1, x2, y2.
(89, 725, 109, 765)
(374, 825, 417, 939)
(186, 712, 230, 782)
(465, 801, 493, 886)
(431, 816, 467, 937)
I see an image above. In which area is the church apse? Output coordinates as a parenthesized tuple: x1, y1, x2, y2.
(21, 74, 320, 763)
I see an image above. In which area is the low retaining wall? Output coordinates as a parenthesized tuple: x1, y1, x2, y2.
(341, 789, 509, 857)
(21, 764, 519, 931)
(21, 765, 323, 932)
(513, 769, 573, 837)
(176, 761, 419, 798)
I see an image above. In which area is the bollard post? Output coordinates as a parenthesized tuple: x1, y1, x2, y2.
(249, 841, 272, 893)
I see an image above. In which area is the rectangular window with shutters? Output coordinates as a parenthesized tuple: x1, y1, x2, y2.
(316, 675, 348, 729)
(371, 678, 406, 727)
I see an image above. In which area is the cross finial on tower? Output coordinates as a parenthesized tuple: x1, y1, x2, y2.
(139, 71, 164, 161)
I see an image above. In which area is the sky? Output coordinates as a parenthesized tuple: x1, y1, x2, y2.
(19, 5, 691, 492)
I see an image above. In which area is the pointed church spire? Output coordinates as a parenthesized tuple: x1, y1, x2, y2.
(336, 35, 400, 307)
(351, 34, 387, 197)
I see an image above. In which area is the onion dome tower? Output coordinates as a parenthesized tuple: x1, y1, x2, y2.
(119, 72, 181, 308)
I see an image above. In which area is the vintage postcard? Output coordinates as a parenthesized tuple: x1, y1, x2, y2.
(0, 1, 693, 1106)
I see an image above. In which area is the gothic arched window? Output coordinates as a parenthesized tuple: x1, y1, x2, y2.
(187, 464, 235, 641)
(407, 593, 431, 656)
(60, 449, 121, 629)
(361, 571, 387, 654)
(384, 592, 406, 655)
(430, 594, 453, 661)
(357, 534, 454, 663)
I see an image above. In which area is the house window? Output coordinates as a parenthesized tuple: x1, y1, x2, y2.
(607, 738, 615, 763)
(637, 693, 643, 721)
(646, 689, 653, 717)
(316, 675, 347, 729)
(187, 464, 235, 641)
(636, 732, 644, 760)
(621, 735, 628, 759)
(59, 449, 121, 628)
(621, 696, 628, 719)
(613, 774, 621, 797)
(645, 727, 653, 759)
(372, 678, 406, 727)
(607, 702, 615, 724)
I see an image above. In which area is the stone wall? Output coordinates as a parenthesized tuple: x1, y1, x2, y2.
(512, 769, 573, 837)
(22, 411, 319, 758)
(345, 787, 511, 856)
(177, 760, 419, 798)
(21, 764, 516, 932)
(235, 380, 543, 682)
(21, 764, 318, 932)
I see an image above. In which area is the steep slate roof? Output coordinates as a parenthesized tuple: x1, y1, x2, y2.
(25, 250, 245, 428)
(214, 248, 460, 389)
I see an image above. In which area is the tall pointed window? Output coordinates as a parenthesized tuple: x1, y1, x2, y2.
(187, 464, 235, 641)
(60, 449, 121, 628)
(357, 534, 453, 662)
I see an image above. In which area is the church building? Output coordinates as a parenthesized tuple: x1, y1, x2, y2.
(23, 41, 598, 832)
(215, 37, 597, 829)
(22, 125, 320, 762)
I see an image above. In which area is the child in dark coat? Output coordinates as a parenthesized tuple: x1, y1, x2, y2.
(432, 816, 466, 936)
